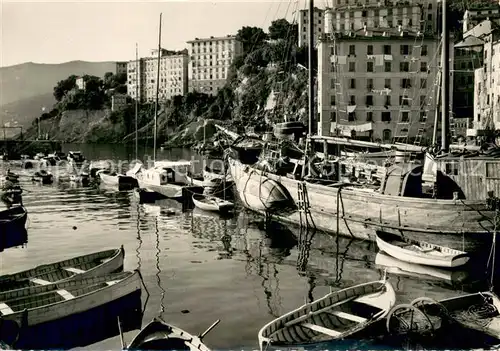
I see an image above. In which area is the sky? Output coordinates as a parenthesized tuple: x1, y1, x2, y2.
(1, 0, 318, 67)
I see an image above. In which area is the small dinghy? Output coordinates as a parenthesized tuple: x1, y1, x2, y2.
(125, 317, 220, 351)
(0, 246, 124, 293)
(258, 279, 396, 350)
(375, 231, 469, 268)
(1, 186, 23, 207)
(31, 170, 53, 185)
(0, 206, 27, 232)
(192, 194, 233, 213)
(0, 271, 141, 339)
(98, 170, 138, 189)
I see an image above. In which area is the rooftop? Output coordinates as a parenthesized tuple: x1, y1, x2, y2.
(187, 35, 237, 43)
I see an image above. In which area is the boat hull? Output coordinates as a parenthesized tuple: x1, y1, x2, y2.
(137, 179, 183, 198)
(192, 194, 233, 212)
(375, 232, 469, 268)
(229, 157, 495, 252)
(99, 173, 138, 189)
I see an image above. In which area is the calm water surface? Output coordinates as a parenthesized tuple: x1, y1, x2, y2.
(0, 144, 497, 349)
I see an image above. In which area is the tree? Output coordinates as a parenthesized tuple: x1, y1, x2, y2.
(53, 75, 77, 101)
(268, 18, 298, 42)
(236, 26, 268, 55)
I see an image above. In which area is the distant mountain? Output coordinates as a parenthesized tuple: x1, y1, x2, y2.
(0, 60, 118, 129)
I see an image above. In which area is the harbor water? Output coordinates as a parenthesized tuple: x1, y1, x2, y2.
(0, 144, 499, 349)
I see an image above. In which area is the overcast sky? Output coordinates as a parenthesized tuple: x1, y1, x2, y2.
(1, 0, 321, 67)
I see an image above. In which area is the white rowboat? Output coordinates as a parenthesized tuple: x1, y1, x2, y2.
(375, 231, 469, 268)
(192, 194, 234, 213)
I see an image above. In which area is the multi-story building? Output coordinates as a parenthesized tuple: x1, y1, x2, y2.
(472, 25, 500, 132)
(316, 0, 440, 143)
(297, 7, 325, 47)
(115, 61, 128, 76)
(462, 6, 500, 33)
(126, 48, 189, 102)
(111, 93, 127, 112)
(187, 35, 243, 96)
(318, 29, 440, 142)
(75, 77, 86, 90)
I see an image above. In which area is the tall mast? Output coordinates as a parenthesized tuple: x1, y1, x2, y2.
(135, 43, 139, 160)
(441, 0, 450, 152)
(308, 0, 314, 137)
(153, 13, 162, 162)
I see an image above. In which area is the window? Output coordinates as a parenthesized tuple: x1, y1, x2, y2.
(330, 111, 337, 122)
(421, 45, 428, 56)
(383, 45, 391, 55)
(362, 10, 367, 17)
(384, 79, 391, 88)
(420, 111, 426, 122)
(367, 45, 373, 55)
(385, 95, 391, 106)
(349, 45, 356, 55)
(331, 63, 336, 72)
(400, 95, 409, 106)
(349, 62, 355, 72)
(420, 95, 426, 107)
(401, 78, 411, 88)
(331, 78, 336, 88)
(420, 62, 428, 72)
(401, 111, 409, 122)
(400, 62, 409, 72)
(349, 79, 356, 89)
(383, 129, 392, 141)
(382, 112, 391, 122)
(400, 45, 409, 55)
(348, 112, 356, 121)
(366, 95, 374, 106)
(367, 111, 373, 122)
(384, 62, 392, 72)
(420, 78, 427, 89)
(349, 95, 356, 105)
(367, 62, 374, 72)
(367, 78, 374, 90)
(387, 8, 393, 15)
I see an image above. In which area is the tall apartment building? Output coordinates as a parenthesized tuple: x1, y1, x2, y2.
(126, 48, 189, 102)
(462, 6, 500, 33)
(298, 7, 325, 47)
(317, 0, 440, 143)
(115, 61, 128, 76)
(472, 23, 500, 133)
(187, 35, 243, 96)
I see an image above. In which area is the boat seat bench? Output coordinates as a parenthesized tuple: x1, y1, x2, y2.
(30, 278, 51, 285)
(56, 289, 75, 300)
(64, 267, 86, 274)
(0, 303, 14, 315)
(301, 323, 342, 337)
(327, 310, 368, 323)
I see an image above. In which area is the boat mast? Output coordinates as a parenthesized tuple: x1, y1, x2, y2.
(135, 43, 139, 160)
(308, 0, 314, 137)
(153, 13, 162, 162)
(440, 0, 450, 152)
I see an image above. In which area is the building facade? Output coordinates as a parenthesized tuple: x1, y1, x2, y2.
(126, 49, 189, 102)
(298, 7, 325, 47)
(472, 28, 500, 132)
(111, 93, 127, 112)
(115, 61, 128, 76)
(187, 35, 243, 96)
(75, 77, 86, 90)
(318, 30, 440, 143)
(462, 6, 500, 33)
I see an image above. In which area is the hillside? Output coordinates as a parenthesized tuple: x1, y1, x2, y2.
(0, 60, 117, 128)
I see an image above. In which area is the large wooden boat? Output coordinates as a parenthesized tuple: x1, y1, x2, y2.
(375, 231, 470, 268)
(228, 155, 498, 252)
(0, 271, 141, 336)
(125, 317, 219, 351)
(257, 280, 395, 349)
(0, 246, 124, 293)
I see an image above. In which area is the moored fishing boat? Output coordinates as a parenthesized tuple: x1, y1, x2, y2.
(0, 271, 141, 344)
(375, 230, 470, 268)
(125, 317, 219, 351)
(0, 246, 124, 293)
(0, 206, 28, 252)
(192, 194, 234, 213)
(257, 279, 396, 349)
(97, 170, 138, 189)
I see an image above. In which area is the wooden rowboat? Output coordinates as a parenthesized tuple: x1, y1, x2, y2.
(0, 271, 141, 335)
(0, 246, 125, 293)
(125, 317, 219, 351)
(258, 280, 396, 350)
(192, 194, 234, 213)
(98, 170, 138, 189)
(375, 231, 469, 268)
